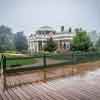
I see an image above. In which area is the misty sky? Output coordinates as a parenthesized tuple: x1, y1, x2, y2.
(0, 0, 100, 35)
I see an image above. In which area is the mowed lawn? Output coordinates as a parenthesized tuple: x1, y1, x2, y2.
(0, 53, 37, 68)
(6, 58, 36, 68)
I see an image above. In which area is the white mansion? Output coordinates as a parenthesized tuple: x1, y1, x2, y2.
(28, 26, 76, 53)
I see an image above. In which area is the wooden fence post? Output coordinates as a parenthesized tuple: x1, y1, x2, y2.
(43, 54, 47, 82)
(1, 55, 7, 92)
(72, 53, 76, 76)
(72, 53, 78, 76)
(43, 54, 47, 67)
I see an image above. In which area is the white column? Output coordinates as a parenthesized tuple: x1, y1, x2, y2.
(33, 41, 36, 53)
(30, 41, 33, 54)
(36, 41, 39, 52)
(32, 41, 35, 52)
(30, 41, 34, 54)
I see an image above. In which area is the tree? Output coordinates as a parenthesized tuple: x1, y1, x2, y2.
(71, 31, 92, 51)
(44, 38, 57, 52)
(95, 36, 100, 50)
(0, 25, 15, 52)
(14, 31, 28, 52)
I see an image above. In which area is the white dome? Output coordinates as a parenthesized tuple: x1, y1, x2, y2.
(37, 26, 56, 32)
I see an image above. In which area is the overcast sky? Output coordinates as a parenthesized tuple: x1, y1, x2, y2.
(0, 0, 100, 35)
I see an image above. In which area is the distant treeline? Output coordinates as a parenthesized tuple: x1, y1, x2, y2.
(0, 25, 28, 53)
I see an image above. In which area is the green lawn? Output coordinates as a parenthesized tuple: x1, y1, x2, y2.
(6, 58, 36, 68)
(0, 53, 37, 68)
(1, 51, 100, 69)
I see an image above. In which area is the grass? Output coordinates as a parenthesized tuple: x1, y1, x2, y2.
(0, 52, 37, 68)
(6, 58, 36, 68)
(0, 53, 27, 57)
(1, 51, 100, 69)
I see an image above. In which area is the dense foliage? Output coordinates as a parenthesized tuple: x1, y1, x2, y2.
(44, 38, 57, 52)
(0, 25, 28, 53)
(71, 31, 92, 51)
(95, 36, 100, 51)
(0, 25, 15, 52)
(14, 31, 28, 52)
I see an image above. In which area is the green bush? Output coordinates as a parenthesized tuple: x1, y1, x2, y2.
(44, 38, 57, 52)
(71, 31, 92, 51)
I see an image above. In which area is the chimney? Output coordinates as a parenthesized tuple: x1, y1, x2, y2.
(61, 26, 64, 32)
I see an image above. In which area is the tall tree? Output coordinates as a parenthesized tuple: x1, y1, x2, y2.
(95, 36, 100, 48)
(0, 25, 15, 52)
(44, 38, 57, 52)
(71, 31, 92, 51)
(14, 31, 28, 52)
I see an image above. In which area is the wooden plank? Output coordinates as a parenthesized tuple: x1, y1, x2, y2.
(16, 87, 31, 100)
(4, 90, 13, 100)
(1, 61, 100, 100)
(11, 87, 27, 100)
(20, 85, 43, 100)
(33, 84, 68, 100)
(28, 85, 52, 100)
(0, 91, 8, 100)
(7, 88, 21, 100)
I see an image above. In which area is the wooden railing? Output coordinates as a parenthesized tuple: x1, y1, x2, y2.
(0, 55, 7, 91)
(1, 51, 100, 91)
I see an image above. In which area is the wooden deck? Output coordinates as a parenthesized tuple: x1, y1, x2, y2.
(0, 61, 100, 100)
(0, 75, 100, 100)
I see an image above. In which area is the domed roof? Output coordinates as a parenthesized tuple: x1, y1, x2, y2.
(37, 26, 56, 32)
